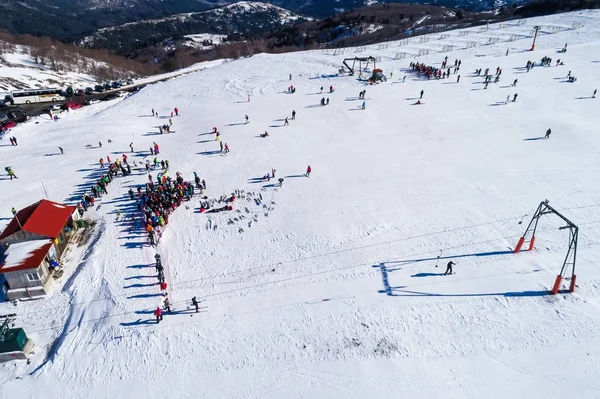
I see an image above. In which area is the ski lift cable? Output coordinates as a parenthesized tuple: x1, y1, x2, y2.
(17, 207, 600, 320)
(22, 220, 600, 329)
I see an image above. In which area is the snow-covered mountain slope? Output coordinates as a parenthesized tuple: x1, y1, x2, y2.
(0, 46, 99, 93)
(83, 1, 310, 53)
(1, 9, 600, 399)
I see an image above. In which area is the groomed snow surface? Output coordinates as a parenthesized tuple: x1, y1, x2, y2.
(1, 9, 600, 399)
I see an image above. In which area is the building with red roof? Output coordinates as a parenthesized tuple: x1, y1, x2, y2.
(0, 200, 79, 300)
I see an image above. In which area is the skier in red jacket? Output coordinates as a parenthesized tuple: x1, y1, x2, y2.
(154, 307, 163, 323)
(305, 165, 312, 177)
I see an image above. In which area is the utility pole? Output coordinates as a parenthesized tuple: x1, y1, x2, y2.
(530, 26, 540, 51)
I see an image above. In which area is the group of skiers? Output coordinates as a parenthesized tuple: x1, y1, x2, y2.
(409, 57, 461, 80)
(7, 136, 18, 146)
(134, 169, 200, 245)
(149, 142, 160, 155)
(151, 107, 179, 118)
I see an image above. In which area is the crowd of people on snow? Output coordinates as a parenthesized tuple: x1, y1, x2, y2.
(409, 57, 462, 80)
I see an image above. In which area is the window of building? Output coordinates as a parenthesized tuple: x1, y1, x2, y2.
(26, 271, 41, 281)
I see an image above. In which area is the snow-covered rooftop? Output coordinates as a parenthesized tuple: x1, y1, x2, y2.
(0, 239, 53, 272)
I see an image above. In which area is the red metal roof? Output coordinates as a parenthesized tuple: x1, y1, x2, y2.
(0, 200, 76, 240)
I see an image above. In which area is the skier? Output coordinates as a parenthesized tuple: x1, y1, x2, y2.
(420, 90, 424, 99)
(444, 261, 456, 275)
(191, 296, 200, 313)
(174, 107, 179, 116)
(361, 101, 366, 110)
(154, 306, 163, 323)
(320, 97, 325, 106)
(152, 108, 155, 117)
(278, 178, 284, 186)
(128, 188, 134, 200)
(215, 131, 221, 141)
(320, 86, 323, 94)
(506, 95, 510, 104)
(512, 79, 518, 87)
(593, 89, 597, 99)
(99, 141, 102, 148)
(326, 98, 329, 105)
(456, 75, 460, 83)
(11, 207, 17, 216)
(160, 281, 167, 292)
(169, 118, 172, 126)
(245, 114, 249, 124)
(512, 93, 518, 102)
(329, 85, 333, 93)
(272, 168, 276, 178)
(149, 230, 156, 246)
(289, 73, 292, 81)
(5, 167, 17, 180)
(220, 141, 224, 151)
(163, 296, 171, 313)
(158, 269, 165, 283)
(291, 110, 296, 120)
(306, 165, 312, 177)
(545, 128, 551, 139)
(224, 143, 230, 153)
(59, 147, 63, 154)
(284, 117, 289, 126)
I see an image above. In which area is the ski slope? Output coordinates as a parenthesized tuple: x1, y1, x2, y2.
(1, 9, 600, 399)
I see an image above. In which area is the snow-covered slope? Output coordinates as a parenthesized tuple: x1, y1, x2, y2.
(83, 1, 310, 51)
(1, 9, 600, 399)
(0, 46, 99, 93)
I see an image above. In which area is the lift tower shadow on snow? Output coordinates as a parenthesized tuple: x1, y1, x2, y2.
(513, 199, 579, 294)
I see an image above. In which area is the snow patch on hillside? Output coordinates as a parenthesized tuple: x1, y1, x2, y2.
(0, 44, 98, 93)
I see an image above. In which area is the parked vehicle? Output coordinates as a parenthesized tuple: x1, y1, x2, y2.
(85, 87, 95, 95)
(4, 88, 65, 105)
(111, 81, 122, 89)
(94, 85, 105, 92)
(1, 120, 16, 131)
(0, 114, 8, 122)
(64, 102, 82, 110)
(126, 79, 134, 85)
(116, 90, 128, 97)
(86, 99, 100, 105)
(103, 93, 119, 101)
(7, 110, 25, 122)
(103, 82, 112, 90)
